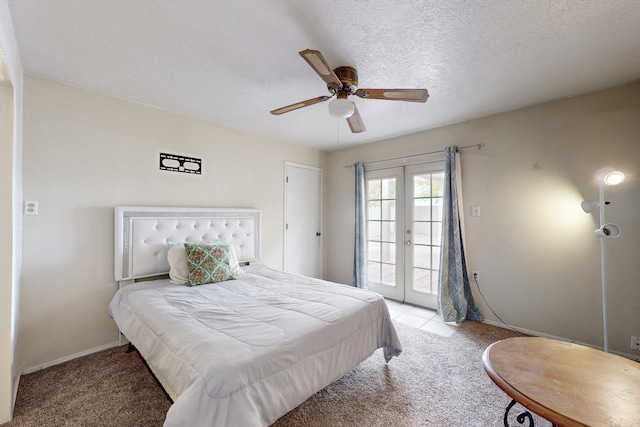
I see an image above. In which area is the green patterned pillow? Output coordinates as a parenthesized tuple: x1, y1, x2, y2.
(184, 243, 236, 286)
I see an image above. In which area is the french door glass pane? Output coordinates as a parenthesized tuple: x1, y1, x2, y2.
(414, 198, 431, 221)
(368, 221, 381, 240)
(368, 241, 380, 262)
(414, 174, 431, 197)
(381, 242, 395, 263)
(413, 221, 442, 246)
(432, 197, 443, 221)
(431, 174, 444, 196)
(368, 180, 381, 199)
(413, 221, 431, 245)
(432, 246, 441, 272)
(366, 176, 397, 287)
(381, 178, 396, 198)
(381, 264, 395, 285)
(414, 245, 430, 269)
(368, 262, 381, 283)
(432, 222, 442, 246)
(413, 268, 432, 292)
(413, 268, 439, 294)
(381, 200, 395, 220)
(411, 172, 445, 295)
(368, 201, 381, 220)
(381, 220, 396, 241)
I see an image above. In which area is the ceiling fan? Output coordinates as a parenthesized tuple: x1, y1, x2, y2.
(270, 49, 429, 133)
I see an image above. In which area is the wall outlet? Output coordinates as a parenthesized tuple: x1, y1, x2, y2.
(631, 336, 640, 351)
(24, 200, 38, 215)
(472, 270, 480, 281)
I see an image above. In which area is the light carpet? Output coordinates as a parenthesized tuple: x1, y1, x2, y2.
(3, 320, 547, 426)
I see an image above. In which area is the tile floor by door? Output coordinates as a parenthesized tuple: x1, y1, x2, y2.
(385, 299, 458, 337)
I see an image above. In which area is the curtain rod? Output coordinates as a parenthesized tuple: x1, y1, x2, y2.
(343, 143, 485, 169)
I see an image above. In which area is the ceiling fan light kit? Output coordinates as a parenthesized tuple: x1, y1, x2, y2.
(328, 98, 355, 118)
(271, 49, 429, 133)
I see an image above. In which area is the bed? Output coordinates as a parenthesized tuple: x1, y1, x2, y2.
(109, 206, 402, 427)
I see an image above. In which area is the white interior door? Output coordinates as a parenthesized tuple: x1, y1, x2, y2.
(365, 163, 444, 308)
(284, 162, 322, 278)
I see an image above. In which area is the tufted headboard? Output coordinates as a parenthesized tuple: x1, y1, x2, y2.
(114, 206, 261, 283)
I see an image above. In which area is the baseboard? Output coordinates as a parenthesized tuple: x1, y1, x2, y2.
(482, 319, 640, 362)
(22, 341, 121, 375)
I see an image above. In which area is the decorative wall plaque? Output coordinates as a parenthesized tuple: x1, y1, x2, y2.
(159, 153, 202, 175)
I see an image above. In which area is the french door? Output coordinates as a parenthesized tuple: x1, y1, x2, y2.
(365, 163, 444, 308)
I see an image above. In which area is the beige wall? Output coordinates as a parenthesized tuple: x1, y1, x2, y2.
(19, 75, 327, 370)
(326, 82, 640, 357)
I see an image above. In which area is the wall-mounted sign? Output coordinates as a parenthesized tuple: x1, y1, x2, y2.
(160, 153, 202, 175)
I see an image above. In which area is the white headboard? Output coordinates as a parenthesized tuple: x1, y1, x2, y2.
(114, 206, 261, 282)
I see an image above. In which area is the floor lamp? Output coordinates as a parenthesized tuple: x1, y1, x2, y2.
(581, 171, 625, 353)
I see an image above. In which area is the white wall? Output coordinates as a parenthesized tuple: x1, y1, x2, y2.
(326, 82, 640, 357)
(19, 75, 327, 370)
(0, 0, 23, 421)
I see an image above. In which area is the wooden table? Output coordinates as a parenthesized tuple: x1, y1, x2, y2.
(482, 337, 640, 427)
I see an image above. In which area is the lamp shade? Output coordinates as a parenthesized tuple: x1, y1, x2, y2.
(595, 223, 621, 239)
(604, 171, 625, 186)
(328, 98, 355, 118)
(581, 201, 599, 213)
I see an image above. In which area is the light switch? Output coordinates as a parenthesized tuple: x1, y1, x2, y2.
(471, 206, 480, 217)
(24, 201, 38, 215)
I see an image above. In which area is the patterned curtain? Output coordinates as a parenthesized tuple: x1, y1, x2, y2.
(353, 161, 368, 288)
(437, 146, 482, 322)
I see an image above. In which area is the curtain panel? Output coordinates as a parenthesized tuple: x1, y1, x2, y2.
(437, 146, 482, 323)
(353, 161, 368, 288)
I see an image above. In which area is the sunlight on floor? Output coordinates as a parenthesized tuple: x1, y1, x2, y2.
(384, 299, 459, 337)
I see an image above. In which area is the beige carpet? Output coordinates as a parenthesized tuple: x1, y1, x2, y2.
(3, 321, 547, 426)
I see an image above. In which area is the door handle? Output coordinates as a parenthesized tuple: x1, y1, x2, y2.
(405, 240, 411, 246)
(316, 232, 321, 237)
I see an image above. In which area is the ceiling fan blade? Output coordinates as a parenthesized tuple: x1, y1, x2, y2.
(347, 104, 365, 133)
(270, 95, 333, 115)
(354, 88, 429, 103)
(299, 49, 343, 90)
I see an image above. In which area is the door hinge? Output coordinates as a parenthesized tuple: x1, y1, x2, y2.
(286, 223, 288, 230)
(286, 176, 288, 183)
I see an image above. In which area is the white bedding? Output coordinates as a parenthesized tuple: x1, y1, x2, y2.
(109, 264, 402, 427)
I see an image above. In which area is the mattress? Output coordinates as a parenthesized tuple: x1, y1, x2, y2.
(108, 264, 402, 427)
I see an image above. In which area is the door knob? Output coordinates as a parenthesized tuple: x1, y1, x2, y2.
(405, 240, 411, 246)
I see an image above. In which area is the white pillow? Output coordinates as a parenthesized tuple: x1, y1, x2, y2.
(167, 244, 242, 285)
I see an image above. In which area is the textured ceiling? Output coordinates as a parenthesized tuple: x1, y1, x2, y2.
(7, 0, 640, 151)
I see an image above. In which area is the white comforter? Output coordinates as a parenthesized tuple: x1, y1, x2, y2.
(109, 264, 402, 427)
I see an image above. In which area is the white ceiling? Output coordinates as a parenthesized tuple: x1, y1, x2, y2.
(7, 0, 640, 151)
